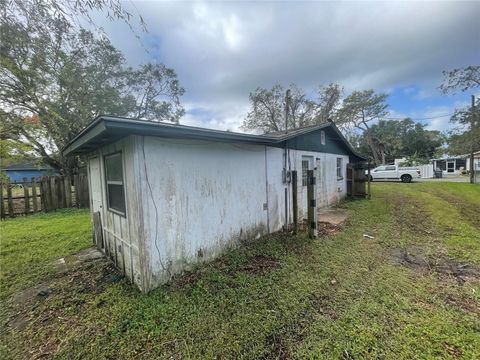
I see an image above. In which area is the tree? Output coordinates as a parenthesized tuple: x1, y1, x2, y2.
(335, 90, 389, 164)
(440, 66, 480, 94)
(440, 65, 480, 183)
(349, 118, 444, 164)
(0, 0, 184, 173)
(315, 83, 342, 124)
(241, 83, 342, 133)
(242, 85, 286, 133)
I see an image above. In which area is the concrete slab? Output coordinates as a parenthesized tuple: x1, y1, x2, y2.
(52, 247, 104, 273)
(317, 208, 349, 225)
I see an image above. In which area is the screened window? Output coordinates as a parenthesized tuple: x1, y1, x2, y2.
(336, 158, 343, 180)
(320, 130, 326, 145)
(105, 152, 126, 215)
(302, 160, 309, 186)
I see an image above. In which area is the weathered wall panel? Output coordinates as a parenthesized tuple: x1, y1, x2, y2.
(137, 137, 270, 290)
(86, 134, 351, 293)
(86, 137, 144, 290)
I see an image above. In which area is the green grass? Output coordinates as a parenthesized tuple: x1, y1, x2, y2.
(1, 183, 479, 359)
(0, 209, 91, 300)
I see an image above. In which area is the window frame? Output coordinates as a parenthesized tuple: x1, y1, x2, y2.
(302, 159, 309, 186)
(104, 151, 127, 217)
(336, 157, 343, 180)
(320, 130, 326, 145)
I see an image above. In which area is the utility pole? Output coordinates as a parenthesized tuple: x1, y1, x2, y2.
(284, 89, 290, 133)
(470, 95, 475, 184)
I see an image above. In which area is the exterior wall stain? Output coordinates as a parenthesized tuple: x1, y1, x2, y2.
(86, 133, 354, 293)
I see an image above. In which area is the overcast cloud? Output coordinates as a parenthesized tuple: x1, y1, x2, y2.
(98, 1, 480, 132)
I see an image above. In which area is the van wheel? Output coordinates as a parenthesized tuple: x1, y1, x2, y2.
(401, 174, 412, 183)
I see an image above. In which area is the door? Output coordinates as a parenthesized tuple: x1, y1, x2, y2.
(89, 157, 104, 248)
(301, 156, 314, 218)
(447, 161, 455, 173)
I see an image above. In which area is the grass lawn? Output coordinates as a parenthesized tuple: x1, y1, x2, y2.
(1, 183, 479, 359)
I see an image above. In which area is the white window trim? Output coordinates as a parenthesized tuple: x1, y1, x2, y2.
(336, 157, 343, 181)
(104, 152, 127, 217)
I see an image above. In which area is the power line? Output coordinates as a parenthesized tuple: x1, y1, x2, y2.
(380, 113, 455, 121)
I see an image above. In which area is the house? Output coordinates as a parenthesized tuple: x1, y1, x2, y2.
(63, 116, 366, 292)
(432, 156, 467, 175)
(0, 162, 58, 182)
(465, 151, 480, 172)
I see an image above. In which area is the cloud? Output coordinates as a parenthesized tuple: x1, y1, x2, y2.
(97, 1, 480, 132)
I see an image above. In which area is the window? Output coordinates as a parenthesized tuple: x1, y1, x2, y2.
(320, 130, 326, 145)
(336, 157, 343, 180)
(302, 160, 309, 186)
(385, 166, 396, 171)
(374, 166, 386, 172)
(104, 152, 126, 215)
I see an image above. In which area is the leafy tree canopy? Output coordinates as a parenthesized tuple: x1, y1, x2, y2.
(349, 119, 444, 164)
(335, 89, 389, 164)
(241, 83, 342, 133)
(0, 0, 184, 173)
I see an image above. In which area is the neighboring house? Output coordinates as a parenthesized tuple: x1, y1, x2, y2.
(465, 151, 480, 172)
(63, 116, 366, 293)
(0, 163, 58, 182)
(432, 156, 467, 175)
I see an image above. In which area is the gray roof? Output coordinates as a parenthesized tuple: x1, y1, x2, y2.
(1, 162, 54, 171)
(63, 115, 366, 160)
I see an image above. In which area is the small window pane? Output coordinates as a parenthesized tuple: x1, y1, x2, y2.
(107, 184, 125, 213)
(302, 160, 309, 186)
(104, 152, 126, 215)
(105, 153, 123, 182)
(336, 158, 343, 179)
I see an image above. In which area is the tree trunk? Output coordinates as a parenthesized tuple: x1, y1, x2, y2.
(364, 130, 381, 165)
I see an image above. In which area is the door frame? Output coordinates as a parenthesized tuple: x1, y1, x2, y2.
(446, 160, 455, 173)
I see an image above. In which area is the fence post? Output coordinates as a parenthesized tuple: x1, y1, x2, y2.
(0, 181, 5, 219)
(40, 177, 47, 212)
(307, 170, 317, 239)
(367, 162, 371, 199)
(292, 170, 298, 234)
(31, 177, 38, 213)
(7, 182, 14, 218)
(50, 176, 58, 210)
(23, 177, 30, 215)
(73, 175, 79, 207)
(58, 176, 67, 208)
(64, 176, 72, 208)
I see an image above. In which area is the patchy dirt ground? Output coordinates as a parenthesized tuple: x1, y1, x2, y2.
(2, 250, 125, 360)
(2, 183, 480, 359)
(390, 247, 480, 285)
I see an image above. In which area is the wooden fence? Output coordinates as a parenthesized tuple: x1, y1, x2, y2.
(0, 175, 89, 219)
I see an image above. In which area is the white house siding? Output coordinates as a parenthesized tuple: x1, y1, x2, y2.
(87, 137, 144, 290)
(288, 150, 348, 219)
(136, 137, 270, 290)
(265, 146, 287, 232)
(87, 136, 351, 292)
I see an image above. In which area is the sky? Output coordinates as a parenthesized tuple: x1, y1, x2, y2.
(97, 0, 479, 133)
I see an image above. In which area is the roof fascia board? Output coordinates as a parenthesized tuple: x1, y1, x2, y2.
(63, 120, 107, 156)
